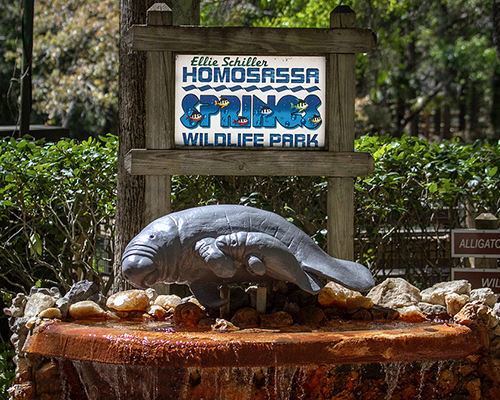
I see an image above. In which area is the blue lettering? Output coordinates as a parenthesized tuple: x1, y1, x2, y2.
(262, 68, 275, 83)
(199, 95, 220, 128)
(247, 68, 260, 83)
(254, 134, 264, 147)
(182, 132, 199, 145)
(242, 133, 252, 146)
(291, 68, 304, 83)
(270, 134, 281, 147)
(227, 133, 237, 146)
(199, 67, 212, 83)
(215, 133, 226, 146)
(276, 68, 289, 83)
(295, 134, 306, 147)
(231, 68, 245, 83)
(307, 134, 319, 147)
(183, 67, 197, 82)
(214, 67, 230, 82)
(306, 68, 319, 84)
(204, 132, 213, 146)
(282, 134, 293, 147)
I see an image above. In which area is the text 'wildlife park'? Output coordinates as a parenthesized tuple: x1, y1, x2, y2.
(175, 55, 326, 148)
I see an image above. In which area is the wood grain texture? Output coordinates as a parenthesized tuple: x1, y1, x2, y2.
(125, 149, 374, 177)
(144, 4, 175, 223)
(327, 6, 357, 261)
(127, 25, 377, 55)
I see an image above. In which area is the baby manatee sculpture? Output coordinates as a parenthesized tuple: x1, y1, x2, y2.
(121, 205, 374, 308)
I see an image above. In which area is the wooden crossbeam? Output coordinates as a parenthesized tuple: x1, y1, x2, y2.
(126, 25, 377, 55)
(125, 149, 374, 177)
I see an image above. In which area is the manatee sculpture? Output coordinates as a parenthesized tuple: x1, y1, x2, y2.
(121, 204, 374, 308)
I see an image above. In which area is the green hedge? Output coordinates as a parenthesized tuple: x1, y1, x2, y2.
(1, 134, 500, 299)
(0, 135, 117, 299)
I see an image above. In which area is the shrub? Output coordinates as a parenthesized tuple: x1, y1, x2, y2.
(0, 135, 117, 297)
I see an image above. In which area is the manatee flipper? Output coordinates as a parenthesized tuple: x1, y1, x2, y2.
(302, 257, 374, 292)
(189, 281, 228, 309)
(242, 232, 323, 294)
(195, 238, 237, 278)
(245, 255, 266, 276)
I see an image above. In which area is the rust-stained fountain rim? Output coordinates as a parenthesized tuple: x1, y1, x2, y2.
(23, 320, 486, 368)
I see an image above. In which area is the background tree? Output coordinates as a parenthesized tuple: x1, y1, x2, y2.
(3, 0, 119, 139)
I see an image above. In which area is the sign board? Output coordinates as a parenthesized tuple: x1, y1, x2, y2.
(452, 268, 500, 294)
(452, 229, 500, 258)
(175, 55, 326, 148)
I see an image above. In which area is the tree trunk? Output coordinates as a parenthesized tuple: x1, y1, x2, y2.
(113, 0, 156, 292)
(491, 66, 500, 140)
(113, 1, 200, 292)
(493, 0, 500, 63)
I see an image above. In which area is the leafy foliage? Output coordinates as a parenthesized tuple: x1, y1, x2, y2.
(0, 135, 117, 297)
(1, 134, 500, 295)
(4, 0, 119, 138)
(0, 340, 15, 400)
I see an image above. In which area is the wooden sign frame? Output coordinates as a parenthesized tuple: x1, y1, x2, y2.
(125, 3, 377, 261)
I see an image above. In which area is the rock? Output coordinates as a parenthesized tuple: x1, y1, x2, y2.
(454, 301, 496, 328)
(229, 287, 250, 314)
(147, 304, 167, 319)
(155, 294, 182, 313)
(260, 311, 294, 327)
(351, 309, 372, 321)
(294, 306, 326, 326)
(271, 281, 289, 294)
(397, 305, 426, 322)
(369, 305, 399, 321)
(38, 307, 62, 319)
(212, 318, 239, 332)
(145, 288, 158, 303)
(7, 382, 35, 400)
(470, 288, 498, 307)
(69, 301, 108, 319)
(173, 302, 205, 326)
(106, 290, 149, 312)
(318, 281, 373, 309)
(24, 292, 56, 319)
(438, 369, 458, 395)
(56, 280, 101, 318)
(231, 307, 260, 328)
(445, 293, 470, 316)
(417, 302, 447, 316)
(420, 280, 470, 306)
(366, 278, 421, 308)
(283, 302, 300, 316)
(4, 293, 28, 318)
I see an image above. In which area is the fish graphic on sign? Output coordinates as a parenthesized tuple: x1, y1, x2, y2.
(233, 116, 249, 126)
(291, 98, 308, 113)
(186, 109, 203, 122)
(215, 97, 230, 108)
(259, 106, 273, 115)
(309, 114, 322, 125)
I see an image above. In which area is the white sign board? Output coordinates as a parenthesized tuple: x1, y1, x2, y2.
(175, 55, 326, 148)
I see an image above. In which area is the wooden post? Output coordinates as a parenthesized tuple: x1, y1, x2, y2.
(327, 6, 357, 261)
(144, 3, 174, 225)
(474, 213, 499, 269)
(219, 285, 231, 319)
(146, 2, 199, 298)
(255, 286, 267, 314)
(144, 1, 200, 225)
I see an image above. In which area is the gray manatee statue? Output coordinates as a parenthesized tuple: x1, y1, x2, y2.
(121, 204, 374, 308)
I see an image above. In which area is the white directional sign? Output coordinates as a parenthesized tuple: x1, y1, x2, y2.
(175, 55, 326, 148)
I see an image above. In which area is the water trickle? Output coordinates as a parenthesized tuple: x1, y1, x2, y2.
(381, 361, 408, 400)
(416, 360, 436, 400)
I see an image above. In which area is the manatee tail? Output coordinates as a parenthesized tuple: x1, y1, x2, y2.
(301, 252, 375, 292)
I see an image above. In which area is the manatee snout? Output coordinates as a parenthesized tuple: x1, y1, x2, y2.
(121, 250, 159, 289)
